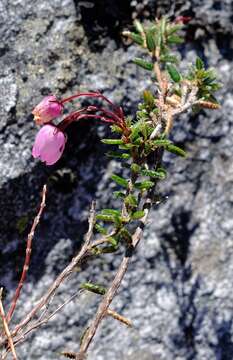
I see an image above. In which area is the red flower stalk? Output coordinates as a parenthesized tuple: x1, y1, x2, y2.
(175, 16, 192, 24)
(58, 94, 128, 133)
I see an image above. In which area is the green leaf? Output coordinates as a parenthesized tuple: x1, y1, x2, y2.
(146, 31, 156, 52)
(135, 180, 154, 190)
(124, 194, 138, 208)
(106, 151, 130, 160)
(167, 35, 183, 44)
(110, 125, 123, 134)
(166, 64, 181, 83)
(118, 143, 135, 150)
(141, 169, 166, 179)
(129, 32, 144, 45)
(166, 24, 183, 35)
(152, 139, 171, 147)
(101, 209, 121, 216)
(101, 245, 119, 253)
(95, 224, 107, 235)
(96, 214, 116, 223)
(166, 144, 186, 157)
(131, 163, 141, 173)
(154, 167, 167, 179)
(131, 210, 145, 220)
(134, 19, 144, 34)
(107, 236, 118, 247)
(80, 283, 106, 295)
(160, 17, 167, 36)
(133, 58, 153, 71)
(160, 54, 178, 64)
(102, 139, 124, 145)
(113, 191, 125, 199)
(119, 227, 132, 243)
(143, 90, 155, 108)
(196, 57, 204, 70)
(111, 174, 128, 188)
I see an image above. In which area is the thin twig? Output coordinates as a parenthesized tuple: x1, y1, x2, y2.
(78, 199, 152, 356)
(7, 202, 96, 342)
(11, 291, 83, 349)
(7, 185, 47, 324)
(107, 309, 132, 327)
(0, 289, 18, 360)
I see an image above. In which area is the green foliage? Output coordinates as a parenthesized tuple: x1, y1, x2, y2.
(125, 17, 184, 64)
(111, 174, 128, 188)
(187, 61, 221, 102)
(167, 34, 183, 45)
(131, 163, 141, 173)
(166, 64, 181, 83)
(100, 209, 121, 216)
(95, 223, 107, 235)
(131, 210, 145, 220)
(93, 17, 220, 282)
(140, 168, 166, 179)
(151, 139, 171, 147)
(110, 125, 123, 134)
(124, 194, 138, 208)
(113, 190, 126, 199)
(106, 151, 130, 160)
(160, 54, 178, 64)
(133, 58, 153, 71)
(118, 227, 132, 244)
(134, 19, 144, 34)
(135, 180, 155, 190)
(125, 31, 144, 45)
(166, 144, 186, 157)
(102, 139, 124, 145)
(96, 214, 117, 223)
(100, 245, 119, 253)
(195, 56, 204, 70)
(143, 90, 155, 110)
(146, 30, 156, 52)
(80, 283, 106, 295)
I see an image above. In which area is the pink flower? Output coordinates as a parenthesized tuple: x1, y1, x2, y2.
(32, 124, 66, 165)
(32, 95, 63, 125)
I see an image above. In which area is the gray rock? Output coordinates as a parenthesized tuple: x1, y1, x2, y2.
(0, 1, 233, 360)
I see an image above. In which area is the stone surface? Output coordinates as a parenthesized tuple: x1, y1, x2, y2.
(0, 0, 233, 359)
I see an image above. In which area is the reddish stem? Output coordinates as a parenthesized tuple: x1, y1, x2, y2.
(75, 114, 115, 124)
(61, 91, 124, 117)
(61, 92, 112, 106)
(6, 186, 47, 324)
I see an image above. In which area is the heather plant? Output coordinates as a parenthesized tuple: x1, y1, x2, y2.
(0, 16, 220, 360)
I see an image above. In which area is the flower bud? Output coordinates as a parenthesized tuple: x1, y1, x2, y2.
(32, 124, 66, 165)
(32, 95, 63, 125)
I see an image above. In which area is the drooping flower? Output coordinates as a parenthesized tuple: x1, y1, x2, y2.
(32, 124, 66, 165)
(32, 95, 63, 125)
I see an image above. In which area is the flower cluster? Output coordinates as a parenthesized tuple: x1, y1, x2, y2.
(32, 93, 128, 166)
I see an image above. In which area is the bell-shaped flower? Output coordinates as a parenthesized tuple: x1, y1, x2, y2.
(32, 124, 66, 165)
(32, 95, 63, 125)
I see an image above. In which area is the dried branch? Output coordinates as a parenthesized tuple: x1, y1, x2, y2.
(0, 289, 18, 360)
(77, 198, 152, 357)
(9, 290, 83, 352)
(6, 185, 47, 324)
(9, 202, 96, 340)
(107, 309, 132, 327)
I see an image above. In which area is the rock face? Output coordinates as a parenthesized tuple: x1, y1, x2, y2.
(0, 0, 232, 359)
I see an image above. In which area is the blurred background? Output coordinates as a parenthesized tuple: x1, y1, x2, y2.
(0, 0, 233, 359)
